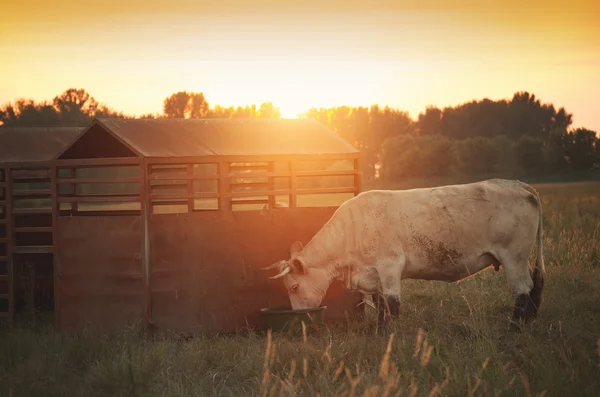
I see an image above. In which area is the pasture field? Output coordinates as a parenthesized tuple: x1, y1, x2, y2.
(1, 181, 600, 396)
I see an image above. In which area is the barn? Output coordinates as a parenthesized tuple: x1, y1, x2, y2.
(0, 127, 84, 322)
(53, 118, 364, 333)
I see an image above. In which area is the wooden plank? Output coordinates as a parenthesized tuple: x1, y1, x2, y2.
(0, 220, 6, 224)
(295, 187, 357, 195)
(58, 195, 141, 203)
(56, 157, 142, 167)
(12, 189, 52, 197)
(295, 169, 358, 177)
(231, 199, 270, 206)
(141, 170, 291, 179)
(14, 227, 53, 233)
(150, 183, 188, 191)
(60, 210, 141, 217)
(148, 153, 360, 165)
(12, 208, 52, 215)
(0, 256, 6, 262)
(57, 177, 141, 184)
(150, 192, 218, 200)
(10, 169, 51, 178)
(151, 200, 187, 207)
(59, 192, 140, 198)
(229, 164, 270, 171)
(229, 182, 269, 189)
(10, 177, 51, 184)
(59, 272, 144, 279)
(225, 189, 291, 198)
(227, 171, 291, 178)
(0, 275, 8, 281)
(0, 238, 7, 243)
(148, 174, 219, 181)
(12, 246, 54, 254)
(150, 166, 187, 174)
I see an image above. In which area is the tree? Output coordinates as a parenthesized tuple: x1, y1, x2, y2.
(416, 106, 442, 136)
(52, 88, 99, 125)
(163, 91, 210, 118)
(257, 102, 281, 119)
(514, 136, 545, 175)
(563, 128, 599, 172)
(0, 88, 125, 127)
(53, 88, 98, 115)
(0, 99, 61, 127)
(188, 93, 210, 118)
(453, 136, 503, 175)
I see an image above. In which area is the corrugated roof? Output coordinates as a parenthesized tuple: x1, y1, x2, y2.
(95, 118, 359, 157)
(0, 127, 84, 163)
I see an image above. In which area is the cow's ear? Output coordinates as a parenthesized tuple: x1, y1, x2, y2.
(290, 241, 304, 255)
(292, 257, 308, 275)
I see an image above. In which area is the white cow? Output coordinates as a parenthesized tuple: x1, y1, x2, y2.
(262, 179, 545, 331)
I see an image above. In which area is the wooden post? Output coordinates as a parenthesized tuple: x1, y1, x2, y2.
(28, 263, 35, 325)
(187, 164, 194, 213)
(218, 162, 230, 211)
(267, 161, 275, 208)
(68, 167, 78, 215)
(354, 157, 361, 196)
(51, 165, 60, 329)
(140, 159, 151, 326)
(6, 168, 14, 325)
(289, 160, 297, 208)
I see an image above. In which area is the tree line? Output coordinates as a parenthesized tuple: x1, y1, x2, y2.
(1, 88, 598, 183)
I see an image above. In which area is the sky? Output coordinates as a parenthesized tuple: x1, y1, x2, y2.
(1, 0, 599, 130)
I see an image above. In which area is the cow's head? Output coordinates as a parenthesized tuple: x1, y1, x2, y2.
(262, 241, 331, 310)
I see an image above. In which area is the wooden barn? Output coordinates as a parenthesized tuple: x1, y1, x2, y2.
(53, 117, 364, 333)
(0, 127, 84, 322)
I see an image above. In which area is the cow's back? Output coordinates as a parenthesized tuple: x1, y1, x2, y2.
(341, 179, 539, 276)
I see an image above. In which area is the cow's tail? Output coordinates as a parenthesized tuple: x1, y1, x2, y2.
(528, 185, 545, 314)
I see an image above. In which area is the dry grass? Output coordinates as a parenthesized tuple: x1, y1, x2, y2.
(1, 181, 600, 396)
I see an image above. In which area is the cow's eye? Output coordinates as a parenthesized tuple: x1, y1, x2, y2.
(291, 284, 299, 293)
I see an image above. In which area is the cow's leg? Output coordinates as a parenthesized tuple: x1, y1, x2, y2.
(497, 250, 536, 331)
(375, 257, 404, 325)
(373, 293, 387, 330)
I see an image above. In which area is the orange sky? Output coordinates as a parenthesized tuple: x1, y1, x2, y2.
(1, 0, 599, 130)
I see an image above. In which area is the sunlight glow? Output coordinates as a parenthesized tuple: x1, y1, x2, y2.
(1, 3, 598, 130)
(202, 58, 389, 119)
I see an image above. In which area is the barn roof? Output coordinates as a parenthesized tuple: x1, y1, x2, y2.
(71, 118, 359, 158)
(0, 127, 84, 163)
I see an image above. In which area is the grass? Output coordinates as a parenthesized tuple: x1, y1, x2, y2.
(1, 181, 600, 396)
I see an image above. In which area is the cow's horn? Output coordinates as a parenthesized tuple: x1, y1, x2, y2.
(261, 261, 281, 271)
(269, 266, 291, 279)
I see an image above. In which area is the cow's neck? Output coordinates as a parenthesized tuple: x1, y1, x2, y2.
(299, 214, 357, 289)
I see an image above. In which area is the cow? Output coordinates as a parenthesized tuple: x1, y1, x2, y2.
(262, 179, 545, 331)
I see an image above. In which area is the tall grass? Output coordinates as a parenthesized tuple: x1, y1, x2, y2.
(1, 182, 599, 396)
